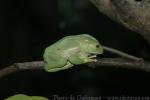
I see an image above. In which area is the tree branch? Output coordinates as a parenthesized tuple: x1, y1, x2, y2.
(89, 58, 150, 72)
(89, 0, 150, 44)
(0, 61, 44, 79)
(0, 58, 150, 78)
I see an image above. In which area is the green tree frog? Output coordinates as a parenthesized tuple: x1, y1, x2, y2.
(5, 94, 48, 100)
(43, 34, 103, 72)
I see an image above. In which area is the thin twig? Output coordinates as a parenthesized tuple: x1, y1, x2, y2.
(0, 58, 150, 78)
(103, 46, 142, 61)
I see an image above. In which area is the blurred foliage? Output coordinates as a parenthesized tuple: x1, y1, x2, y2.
(5, 94, 48, 100)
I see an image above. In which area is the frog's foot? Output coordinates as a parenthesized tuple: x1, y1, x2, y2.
(87, 58, 97, 62)
(90, 59, 97, 62)
(87, 53, 98, 62)
(88, 55, 96, 59)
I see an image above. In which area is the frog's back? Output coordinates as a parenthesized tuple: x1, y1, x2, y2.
(46, 34, 96, 52)
(45, 35, 79, 53)
(53, 34, 93, 49)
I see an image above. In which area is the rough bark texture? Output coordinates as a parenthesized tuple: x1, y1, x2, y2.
(1, 58, 150, 78)
(90, 0, 150, 44)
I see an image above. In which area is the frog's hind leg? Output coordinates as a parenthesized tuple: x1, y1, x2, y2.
(44, 52, 68, 72)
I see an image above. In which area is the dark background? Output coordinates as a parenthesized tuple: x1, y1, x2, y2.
(0, 0, 150, 99)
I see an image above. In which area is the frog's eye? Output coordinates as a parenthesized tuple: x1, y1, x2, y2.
(96, 45, 100, 48)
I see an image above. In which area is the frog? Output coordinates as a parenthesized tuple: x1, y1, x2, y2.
(43, 34, 103, 72)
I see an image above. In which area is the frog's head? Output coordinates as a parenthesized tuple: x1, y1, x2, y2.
(80, 34, 103, 58)
(86, 40, 103, 58)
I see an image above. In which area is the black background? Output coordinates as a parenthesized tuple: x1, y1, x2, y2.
(0, 0, 150, 99)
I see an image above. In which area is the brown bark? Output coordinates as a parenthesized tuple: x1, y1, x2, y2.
(0, 59, 150, 78)
(90, 0, 150, 44)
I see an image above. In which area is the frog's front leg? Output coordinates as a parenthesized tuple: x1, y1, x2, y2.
(68, 52, 96, 65)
